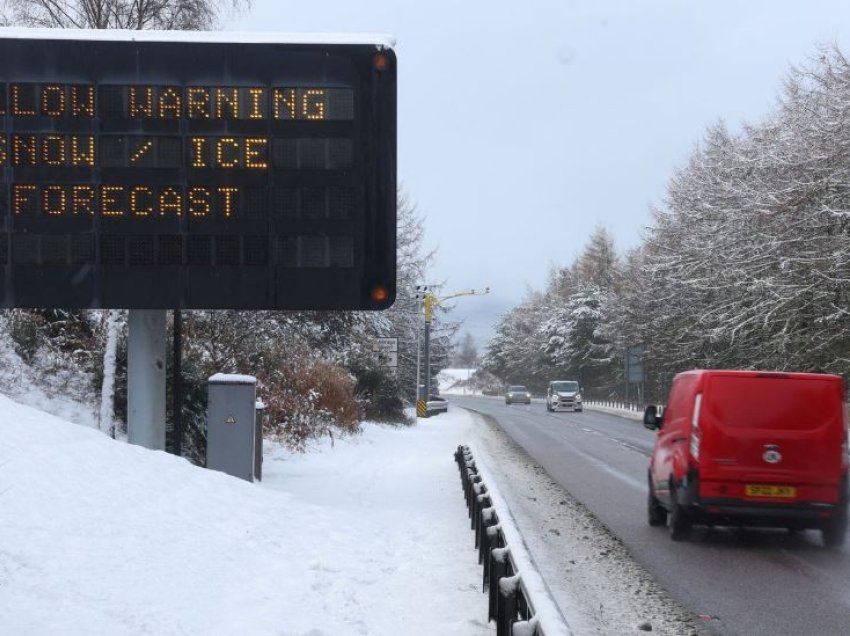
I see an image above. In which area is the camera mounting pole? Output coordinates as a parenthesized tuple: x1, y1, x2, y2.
(414, 286, 490, 417)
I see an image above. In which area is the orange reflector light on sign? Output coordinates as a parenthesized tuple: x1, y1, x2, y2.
(373, 53, 390, 72)
(371, 285, 389, 303)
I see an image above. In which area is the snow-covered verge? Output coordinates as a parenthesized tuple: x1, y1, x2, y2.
(465, 410, 709, 636)
(0, 394, 492, 635)
(0, 327, 99, 429)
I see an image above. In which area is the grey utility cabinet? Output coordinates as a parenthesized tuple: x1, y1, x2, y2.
(206, 374, 257, 482)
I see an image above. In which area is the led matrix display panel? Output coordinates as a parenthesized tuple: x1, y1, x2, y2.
(0, 32, 396, 309)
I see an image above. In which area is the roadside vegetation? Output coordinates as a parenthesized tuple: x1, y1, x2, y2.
(486, 47, 850, 402)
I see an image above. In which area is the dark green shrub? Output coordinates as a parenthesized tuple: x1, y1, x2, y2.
(350, 363, 407, 423)
(8, 311, 43, 362)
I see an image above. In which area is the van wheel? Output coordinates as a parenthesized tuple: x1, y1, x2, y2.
(822, 480, 848, 549)
(668, 481, 691, 541)
(822, 512, 847, 549)
(647, 475, 667, 527)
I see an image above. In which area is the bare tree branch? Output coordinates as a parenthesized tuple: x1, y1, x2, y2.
(6, 0, 251, 30)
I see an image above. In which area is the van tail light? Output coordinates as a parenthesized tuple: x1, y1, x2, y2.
(690, 393, 702, 461)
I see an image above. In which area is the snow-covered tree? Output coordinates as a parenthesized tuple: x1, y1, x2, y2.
(490, 47, 850, 401)
(484, 291, 550, 391)
(540, 284, 615, 390)
(454, 332, 479, 367)
(573, 226, 619, 292)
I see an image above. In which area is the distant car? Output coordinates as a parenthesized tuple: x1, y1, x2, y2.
(546, 381, 583, 412)
(426, 395, 448, 415)
(505, 385, 532, 405)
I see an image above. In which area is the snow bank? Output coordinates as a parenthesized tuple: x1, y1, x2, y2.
(0, 331, 99, 429)
(0, 395, 491, 635)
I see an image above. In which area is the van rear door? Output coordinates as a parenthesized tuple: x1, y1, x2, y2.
(699, 373, 844, 503)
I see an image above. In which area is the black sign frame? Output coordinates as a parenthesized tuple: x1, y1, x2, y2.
(0, 31, 396, 310)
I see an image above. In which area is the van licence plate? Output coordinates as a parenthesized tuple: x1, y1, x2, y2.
(745, 485, 796, 498)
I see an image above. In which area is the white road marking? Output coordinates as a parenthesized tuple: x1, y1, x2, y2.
(567, 443, 646, 491)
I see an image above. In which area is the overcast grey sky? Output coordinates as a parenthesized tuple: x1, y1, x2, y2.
(234, 1, 850, 345)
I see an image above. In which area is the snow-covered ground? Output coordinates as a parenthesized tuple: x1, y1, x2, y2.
(0, 387, 703, 636)
(0, 395, 492, 635)
(437, 368, 478, 395)
(0, 331, 99, 429)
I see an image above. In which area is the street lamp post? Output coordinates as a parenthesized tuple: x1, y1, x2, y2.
(415, 320, 422, 401)
(424, 292, 434, 400)
(414, 285, 489, 417)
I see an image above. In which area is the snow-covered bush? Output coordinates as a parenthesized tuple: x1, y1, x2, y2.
(466, 369, 503, 395)
(258, 355, 361, 451)
(6, 311, 42, 361)
(0, 310, 101, 427)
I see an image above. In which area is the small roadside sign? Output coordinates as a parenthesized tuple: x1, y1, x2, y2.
(626, 345, 645, 384)
(374, 337, 399, 368)
(375, 337, 399, 353)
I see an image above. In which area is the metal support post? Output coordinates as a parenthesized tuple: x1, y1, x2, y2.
(128, 309, 167, 450)
(415, 321, 422, 401)
(415, 286, 488, 417)
(172, 309, 183, 456)
(424, 318, 432, 400)
(424, 292, 433, 400)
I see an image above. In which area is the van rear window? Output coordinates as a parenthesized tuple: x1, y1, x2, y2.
(705, 376, 839, 430)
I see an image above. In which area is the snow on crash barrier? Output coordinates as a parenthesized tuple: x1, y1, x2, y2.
(584, 401, 644, 421)
(454, 445, 572, 636)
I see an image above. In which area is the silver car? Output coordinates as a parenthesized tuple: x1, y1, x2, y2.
(546, 381, 583, 412)
(505, 385, 532, 405)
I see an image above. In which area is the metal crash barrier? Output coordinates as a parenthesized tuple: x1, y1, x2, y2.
(454, 445, 570, 636)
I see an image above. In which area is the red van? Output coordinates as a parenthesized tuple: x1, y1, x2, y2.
(644, 370, 849, 547)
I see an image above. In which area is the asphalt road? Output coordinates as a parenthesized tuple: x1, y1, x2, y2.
(452, 395, 850, 636)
